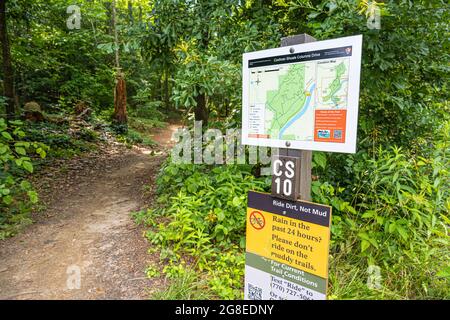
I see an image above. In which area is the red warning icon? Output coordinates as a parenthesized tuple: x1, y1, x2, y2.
(249, 211, 265, 230)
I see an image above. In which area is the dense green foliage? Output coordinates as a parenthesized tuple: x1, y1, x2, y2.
(132, 0, 449, 300)
(0, 119, 48, 238)
(135, 163, 268, 298)
(137, 137, 449, 299)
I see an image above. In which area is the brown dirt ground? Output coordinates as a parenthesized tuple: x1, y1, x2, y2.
(0, 123, 181, 300)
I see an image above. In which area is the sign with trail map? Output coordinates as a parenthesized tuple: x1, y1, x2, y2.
(241, 35, 362, 153)
(245, 191, 332, 300)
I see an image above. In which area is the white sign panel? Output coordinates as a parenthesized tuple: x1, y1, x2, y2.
(242, 35, 362, 153)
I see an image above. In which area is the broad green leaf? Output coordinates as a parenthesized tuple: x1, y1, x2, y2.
(1, 131, 12, 140)
(216, 209, 225, 221)
(15, 146, 26, 156)
(22, 161, 34, 173)
(27, 191, 38, 204)
(239, 236, 246, 249)
(313, 152, 327, 170)
(361, 240, 370, 252)
(15, 141, 30, 148)
(396, 226, 409, 241)
(232, 196, 241, 206)
(362, 210, 376, 219)
(3, 195, 13, 205)
(358, 232, 370, 241)
(9, 120, 22, 126)
(436, 266, 450, 280)
(20, 180, 31, 190)
(388, 222, 396, 233)
(38, 149, 47, 158)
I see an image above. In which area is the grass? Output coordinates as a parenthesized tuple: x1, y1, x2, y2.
(150, 269, 215, 300)
(118, 128, 157, 147)
(129, 116, 166, 132)
(114, 116, 168, 148)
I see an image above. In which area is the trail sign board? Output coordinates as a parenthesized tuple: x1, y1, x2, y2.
(271, 155, 300, 200)
(245, 191, 332, 300)
(242, 35, 362, 153)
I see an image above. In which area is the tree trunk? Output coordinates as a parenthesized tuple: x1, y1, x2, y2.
(193, 8, 210, 125)
(0, 0, 15, 119)
(224, 98, 229, 117)
(104, 2, 113, 36)
(111, 0, 126, 124)
(128, 0, 134, 25)
(164, 68, 170, 111)
(114, 72, 127, 124)
(194, 92, 208, 126)
(158, 73, 163, 104)
(111, 0, 119, 68)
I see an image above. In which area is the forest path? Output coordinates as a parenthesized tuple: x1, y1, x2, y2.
(0, 123, 181, 300)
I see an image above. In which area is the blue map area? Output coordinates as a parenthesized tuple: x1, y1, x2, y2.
(278, 83, 316, 139)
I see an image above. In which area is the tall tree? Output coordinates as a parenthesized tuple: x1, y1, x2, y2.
(128, 0, 134, 25)
(192, 0, 212, 126)
(0, 0, 15, 119)
(112, 0, 120, 69)
(112, 0, 127, 124)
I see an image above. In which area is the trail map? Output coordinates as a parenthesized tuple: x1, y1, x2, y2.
(242, 36, 362, 153)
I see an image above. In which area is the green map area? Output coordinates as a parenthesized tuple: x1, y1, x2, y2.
(323, 62, 346, 104)
(266, 64, 306, 137)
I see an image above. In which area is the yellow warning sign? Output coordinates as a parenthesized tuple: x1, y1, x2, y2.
(246, 208, 330, 278)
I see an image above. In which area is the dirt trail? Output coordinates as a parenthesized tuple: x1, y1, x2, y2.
(0, 123, 181, 300)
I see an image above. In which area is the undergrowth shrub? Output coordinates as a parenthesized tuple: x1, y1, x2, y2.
(135, 163, 269, 299)
(0, 119, 49, 239)
(137, 134, 449, 299)
(322, 148, 448, 298)
(23, 121, 96, 158)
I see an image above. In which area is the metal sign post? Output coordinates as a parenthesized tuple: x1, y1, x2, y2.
(271, 34, 316, 202)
